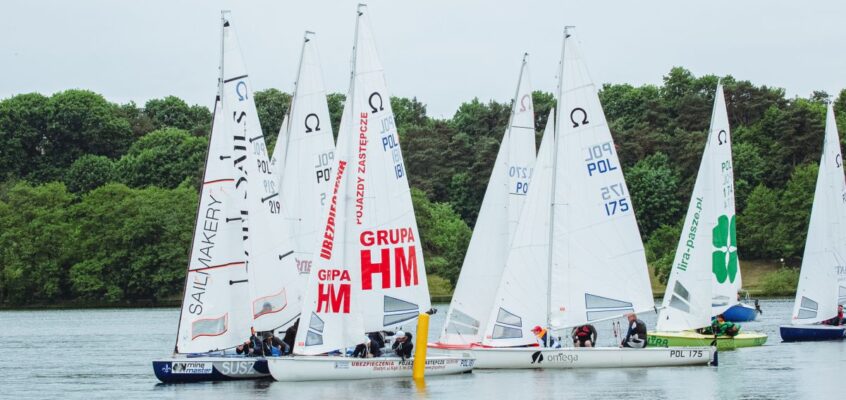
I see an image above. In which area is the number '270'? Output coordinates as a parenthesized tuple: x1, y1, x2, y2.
(604, 198, 629, 216)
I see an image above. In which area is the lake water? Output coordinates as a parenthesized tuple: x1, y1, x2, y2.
(1, 299, 843, 399)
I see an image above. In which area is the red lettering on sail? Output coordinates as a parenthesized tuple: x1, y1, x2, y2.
(356, 112, 368, 225)
(394, 246, 418, 287)
(361, 248, 390, 290)
(360, 227, 420, 290)
(316, 283, 350, 314)
(320, 160, 346, 260)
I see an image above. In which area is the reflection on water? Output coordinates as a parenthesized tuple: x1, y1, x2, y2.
(1, 299, 844, 399)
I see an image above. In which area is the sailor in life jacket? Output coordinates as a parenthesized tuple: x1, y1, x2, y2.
(571, 324, 597, 347)
(620, 313, 647, 348)
(531, 326, 561, 348)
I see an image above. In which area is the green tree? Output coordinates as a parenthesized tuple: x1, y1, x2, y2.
(411, 188, 471, 284)
(64, 155, 117, 193)
(738, 184, 784, 259)
(144, 96, 211, 136)
(254, 89, 291, 149)
(327, 92, 346, 138)
(69, 184, 196, 302)
(626, 152, 682, 237)
(0, 182, 75, 304)
(777, 163, 818, 258)
(0, 93, 49, 180)
(116, 128, 206, 189)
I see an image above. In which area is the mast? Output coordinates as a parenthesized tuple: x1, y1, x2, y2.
(546, 26, 572, 332)
(282, 30, 316, 168)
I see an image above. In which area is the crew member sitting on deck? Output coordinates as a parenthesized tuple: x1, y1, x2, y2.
(261, 332, 288, 356)
(620, 313, 647, 348)
(392, 331, 414, 360)
(352, 334, 383, 358)
(712, 314, 740, 337)
(531, 326, 560, 348)
(249, 328, 264, 355)
(571, 324, 597, 347)
(822, 304, 844, 326)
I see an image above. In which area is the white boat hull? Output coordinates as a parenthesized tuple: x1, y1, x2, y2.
(267, 355, 475, 382)
(431, 346, 715, 369)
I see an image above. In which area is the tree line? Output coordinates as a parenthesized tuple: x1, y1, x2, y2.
(0, 67, 843, 305)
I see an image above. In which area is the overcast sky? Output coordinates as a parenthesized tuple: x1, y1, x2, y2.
(3, 0, 845, 118)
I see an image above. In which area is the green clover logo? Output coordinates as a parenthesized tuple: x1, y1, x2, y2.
(712, 215, 738, 284)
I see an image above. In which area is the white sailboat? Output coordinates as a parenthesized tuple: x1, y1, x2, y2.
(274, 31, 338, 309)
(439, 28, 714, 369)
(780, 104, 846, 342)
(266, 4, 473, 381)
(650, 82, 766, 350)
(153, 12, 269, 383)
(222, 11, 301, 333)
(435, 54, 537, 348)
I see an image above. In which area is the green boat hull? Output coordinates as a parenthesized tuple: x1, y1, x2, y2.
(647, 331, 767, 350)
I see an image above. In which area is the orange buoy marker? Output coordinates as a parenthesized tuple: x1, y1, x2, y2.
(412, 313, 430, 380)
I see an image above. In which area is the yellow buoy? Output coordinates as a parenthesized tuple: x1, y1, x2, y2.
(412, 312, 429, 380)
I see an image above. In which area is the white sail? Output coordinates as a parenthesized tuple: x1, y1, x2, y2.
(270, 114, 290, 189)
(548, 31, 654, 329)
(277, 32, 337, 302)
(440, 55, 536, 346)
(175, 96, 252, 353)
(657, 83, 736, 331)
(221, 13, 299, 332)
(791, 105, 846, 324)
(481, 111, 554, 347)
(293, 6, 429, 355)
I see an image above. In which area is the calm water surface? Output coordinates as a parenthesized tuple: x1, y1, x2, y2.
(1, 299, 843, 399)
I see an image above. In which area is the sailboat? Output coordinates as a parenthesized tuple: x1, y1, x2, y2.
(153, 12, 271, 383)
(272, 31, 338, 321)
(780, 104, 846, 342)
(436, 28, 714, 369)
(649, 82, 767, 350)
(433, 53, 537, 350)
(265, 4, 474, 381)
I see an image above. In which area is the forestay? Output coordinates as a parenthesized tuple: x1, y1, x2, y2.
(277, 32, 337, 304)
(175, 95, 251, 354)
(222, 13, 299, 332)
(441, 55, 536, 346)
(791, 105, 846, 324)
(293, 6, 429, 355)
(548, 30, 653, 330)
(657, 83, 736, 331)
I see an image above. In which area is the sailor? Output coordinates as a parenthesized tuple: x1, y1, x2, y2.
(261, 332, 288, 356)
(822, 304, 844, 326)
(249, 328, 264, 356)
(282, 319, 299, 353)
(531, 326, 560, 348)
(713, 314, 740, 337)
(571, 324, 597, 347)
(620, 313, 647, 348)
(391, 331, 414, 360)
(235, 340, 254, 356)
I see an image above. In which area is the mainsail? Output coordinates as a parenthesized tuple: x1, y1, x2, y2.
(791, 105, 846, 324)
(277, 31, 337, 303)
(440, 54, 536, 346)
(270, 114, 290, 189)
(657, 83, 737, 331)
(221, 13, 299, 332)
(293, 5, 430, 355)
(483, 29, 653, 346)
(174, 18, 251, 352)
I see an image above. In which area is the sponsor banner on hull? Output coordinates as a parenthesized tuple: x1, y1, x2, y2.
(171, 361, 213, 374)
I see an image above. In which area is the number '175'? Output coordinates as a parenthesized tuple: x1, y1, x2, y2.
(604, 198, 629, 216)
